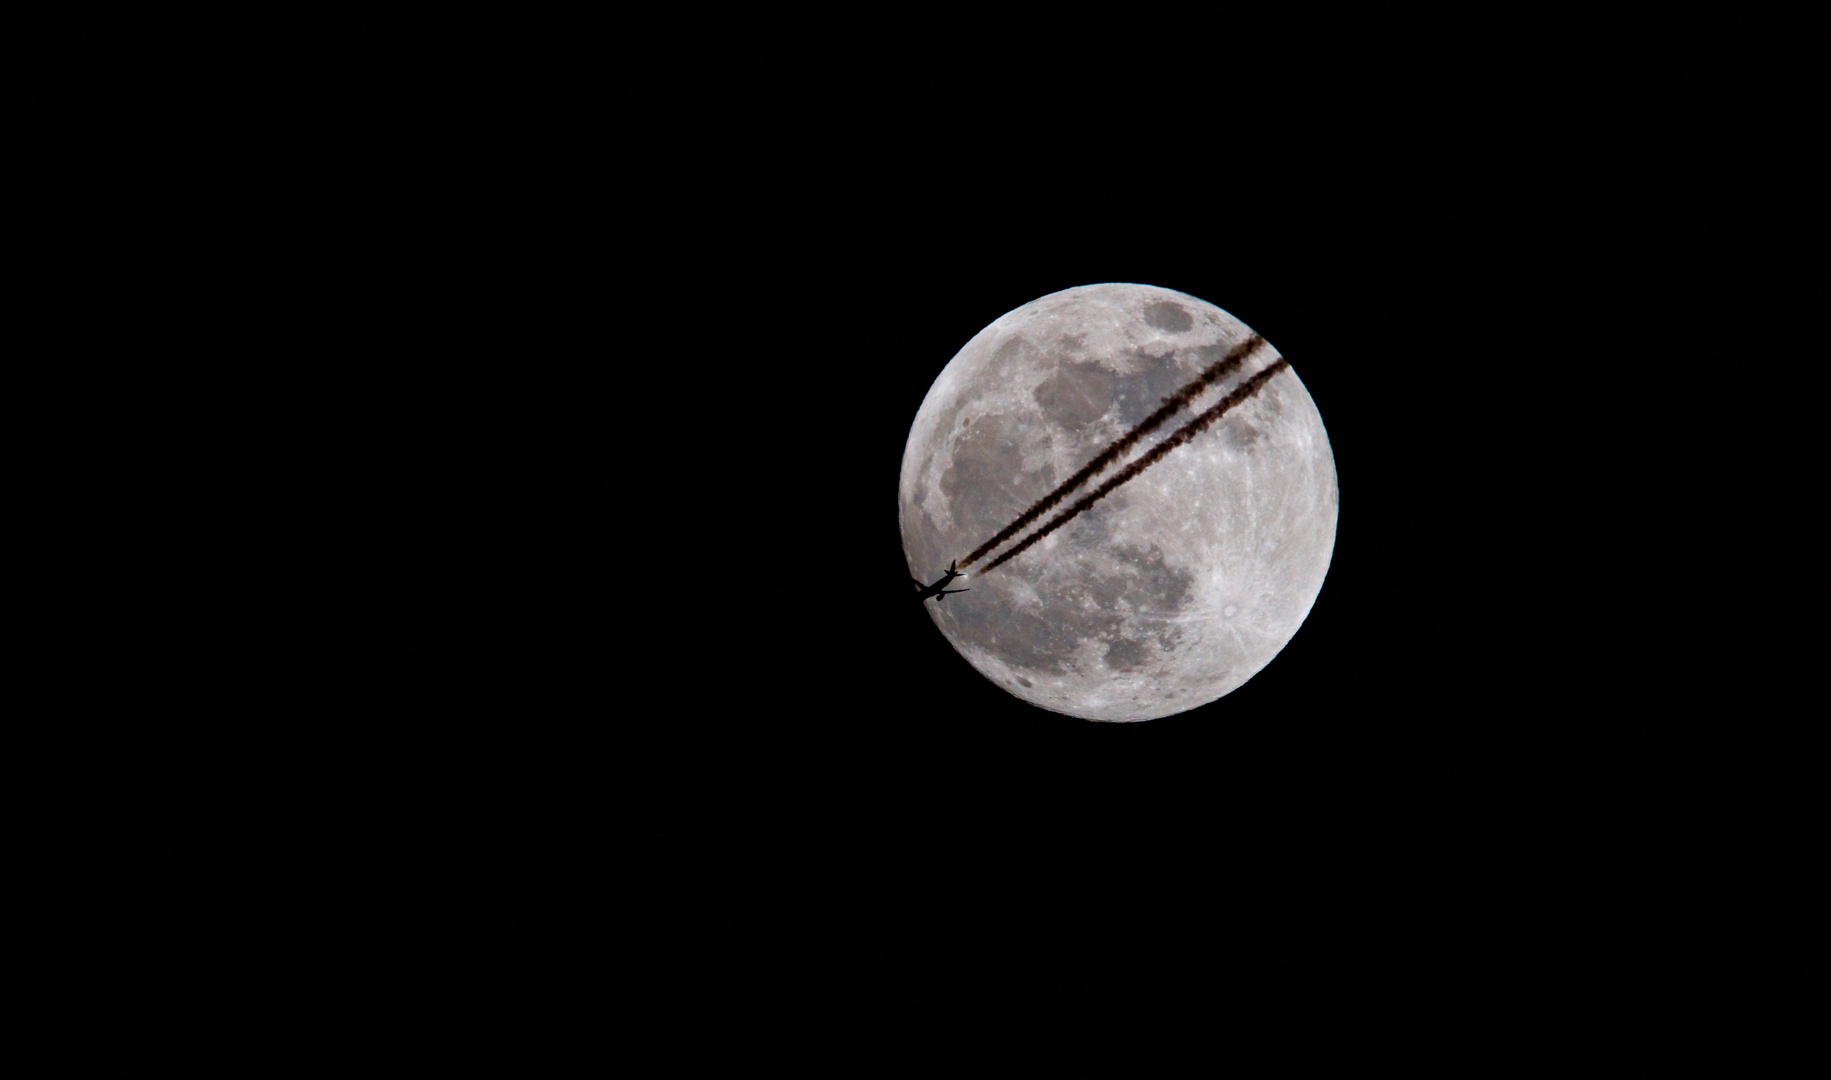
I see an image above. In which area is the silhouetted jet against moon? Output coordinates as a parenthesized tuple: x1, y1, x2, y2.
(912, 560, 970, 603)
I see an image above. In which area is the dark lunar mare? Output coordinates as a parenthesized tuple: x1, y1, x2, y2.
(959, 335, 1264, 568)
(981, 357, 1293, 574)
(936, 537, 1195, 679)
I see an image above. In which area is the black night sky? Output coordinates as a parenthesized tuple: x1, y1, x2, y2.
(220, 57, 1768, 1037)
(313, 184, 1682, 1009)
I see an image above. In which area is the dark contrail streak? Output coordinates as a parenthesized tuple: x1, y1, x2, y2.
(977, 357, 1292, 575)
(958, 334, 1264, 568)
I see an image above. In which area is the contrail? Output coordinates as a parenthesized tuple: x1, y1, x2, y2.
(977, 357, 1292, 575)
(958, 334, 1264, 568)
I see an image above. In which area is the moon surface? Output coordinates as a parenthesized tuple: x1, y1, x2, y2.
(898, 284, 1338, 722)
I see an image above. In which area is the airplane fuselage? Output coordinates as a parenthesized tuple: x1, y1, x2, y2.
(913, 564, 969, 603)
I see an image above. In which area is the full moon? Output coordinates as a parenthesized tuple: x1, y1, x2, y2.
(898, 283, 1338, 722)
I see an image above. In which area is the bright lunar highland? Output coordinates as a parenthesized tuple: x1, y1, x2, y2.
(898, 284, 1338, 722)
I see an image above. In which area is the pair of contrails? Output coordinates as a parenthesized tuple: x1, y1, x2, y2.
(959, 336, 1291, 576)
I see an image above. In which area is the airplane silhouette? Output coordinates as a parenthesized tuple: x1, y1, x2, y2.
(912, 560, 970, 603)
